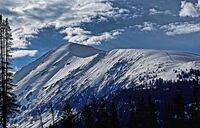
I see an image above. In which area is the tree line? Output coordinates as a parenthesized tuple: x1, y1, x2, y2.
(48, 79, 200, 128)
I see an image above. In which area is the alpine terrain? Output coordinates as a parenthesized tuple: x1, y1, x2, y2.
(12, 43, 200, 128)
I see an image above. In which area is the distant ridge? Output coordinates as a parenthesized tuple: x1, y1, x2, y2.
(13, 43, 200, 128)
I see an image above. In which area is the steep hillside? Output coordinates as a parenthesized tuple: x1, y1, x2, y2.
(12, 43, 200, 128)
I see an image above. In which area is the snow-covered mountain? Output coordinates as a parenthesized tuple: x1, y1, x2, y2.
(12, 43, 200, 128)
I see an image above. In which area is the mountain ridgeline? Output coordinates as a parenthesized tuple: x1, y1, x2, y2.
(12, 43, 200, 128)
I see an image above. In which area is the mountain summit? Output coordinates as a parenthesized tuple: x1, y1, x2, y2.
(13, 43, 200, 128)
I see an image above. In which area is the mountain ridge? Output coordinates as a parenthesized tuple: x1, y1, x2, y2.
(12, 42, 200, 128)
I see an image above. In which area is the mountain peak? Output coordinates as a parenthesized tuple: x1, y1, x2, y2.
(13, 45, 200, 128)
(67, 43, 105, 58)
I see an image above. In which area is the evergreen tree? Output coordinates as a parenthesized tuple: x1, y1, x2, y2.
(49, 103, 55, 126)
(172, 94, 185, 128)
(110, 100, 119, 128)
(146, 95, 158, 128)
(165, 94, 185, 128)
(0, 15, 18, 128)
(127, 96, 136, 128)
(134, 96, 146, 128)
(130, 95, 158, 128)
(90, 95, 98, 124)
(48, 124, 53, 128)
(189, 81, 200, 128)
(90, 95, 97, 114)
(61, 100, 75, 128)
(163, 103, 174, 128)
(81, 105, 93, 128)
(95, 100, 110, 128)
(37, 107, 44, 128)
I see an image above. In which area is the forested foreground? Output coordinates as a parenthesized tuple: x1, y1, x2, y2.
(48, 75, 200, 128)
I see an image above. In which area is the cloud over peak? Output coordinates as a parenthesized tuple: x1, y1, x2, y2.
(1, 0, 124, 58)
(1, 0, 200, 60)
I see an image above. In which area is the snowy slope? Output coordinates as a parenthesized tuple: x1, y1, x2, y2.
(12, 43, 200, 128)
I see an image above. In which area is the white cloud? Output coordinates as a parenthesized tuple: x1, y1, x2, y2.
(1, 0, 124, 51)
(136, 22, 156, 32)
(179, 1, 200, 17)
(11, 50, 38, 58)
(149, 8, 171, 15)
(161, 22, 200, 35)
(84, 30, 122, 45)
(2, 0, 200, 58)
(61, 27, 122, 45)
(118, 8, 130, 14)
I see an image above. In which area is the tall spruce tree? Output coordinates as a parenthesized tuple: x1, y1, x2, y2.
(172, 94, 185, 128)
(189, 80, 200, 128)
(95, 101, 110, 128)
(0, 15, 18, 128)
(110, 100, 119, 128)
(146, 95, 158, 128)
(81, 105, 93, 128)
(165, 94, 185, 128)
(61, 100, 75, 128)
(90, 95, 97, 124)
(37, 107, 44, 128)
(129, 95, 158, 128)
(134, 96, 146, 128)
(164, 103, 174, 128)
(127, 96, 136, 128)
(49, 103, 55, 126)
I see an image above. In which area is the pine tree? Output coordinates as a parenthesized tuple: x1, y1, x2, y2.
(128, 95, 158, 128)
(49, 103, 55, 126)
(61, 100, 75, 128)
(146, 95, 158, 128)
(164, 94, 186, 128)
(172, 94, 185, 128)
(134, 96, 146, 128)
(81, 105, 93, 128)
(110, 100, 119, 128)
(127, 96, 136, 128)
(37, 107, 44, 128)
(90, 95, 98, 125)
(189, 80, 200, 128)
(48, 124, 53, 128)
(0, 15, 18, 128)
(90, 95, 97, 114)
(163, 103, 174, 128)
(95, 100, 110, 128)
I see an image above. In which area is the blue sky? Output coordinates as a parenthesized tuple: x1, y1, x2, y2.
(13, 27, 65, 69)
(1, 0, 200, 69)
